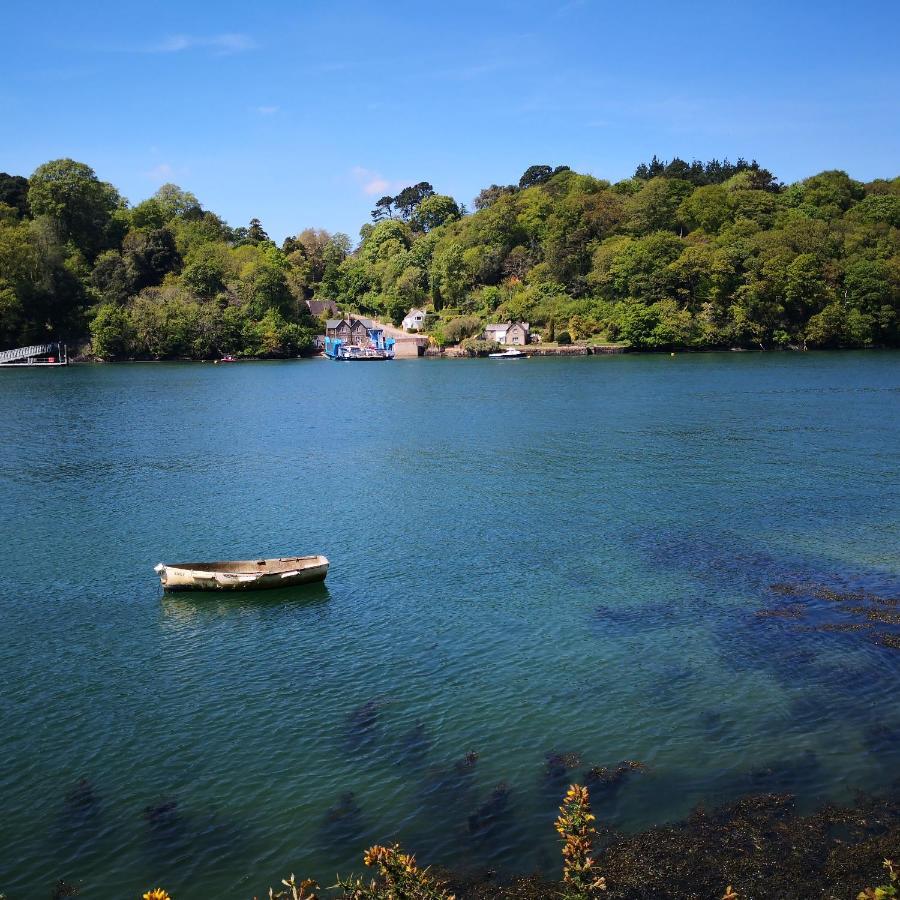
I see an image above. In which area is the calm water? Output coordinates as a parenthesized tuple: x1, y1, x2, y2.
(1, 353, 898, 898)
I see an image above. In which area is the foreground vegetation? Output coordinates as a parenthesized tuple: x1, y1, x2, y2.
(2, 782, 896, 898)
(125, 786, 893, 899)
(0, 156, 898, 359)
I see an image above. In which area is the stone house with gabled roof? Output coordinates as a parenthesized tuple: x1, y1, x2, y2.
(325, 318, 352, 343)
(484, 321, 530, 345)
(325, 316, 385, 348)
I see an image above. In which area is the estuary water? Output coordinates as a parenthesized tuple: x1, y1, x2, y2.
(0, 352, 898, 898)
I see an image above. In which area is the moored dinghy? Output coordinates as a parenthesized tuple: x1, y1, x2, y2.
(154, 555, 329, 592)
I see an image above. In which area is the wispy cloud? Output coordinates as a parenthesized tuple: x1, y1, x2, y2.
(555, 0, 588, 15)
(143, 163, 191, 184)
(143, 33, 257, 55)
(350, 166, 400, 197)
(255, 105, 279, 115)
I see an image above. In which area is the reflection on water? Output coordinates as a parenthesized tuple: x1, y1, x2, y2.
(0, 353, 897, 898)
(160, 581, 332, 624)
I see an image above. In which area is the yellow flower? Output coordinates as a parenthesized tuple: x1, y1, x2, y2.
(143, 890, 171, 900)
(722, 887, 738, 900)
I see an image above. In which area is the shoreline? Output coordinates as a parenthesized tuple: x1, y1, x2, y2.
(13, 345, 897, 365)
(436, 787, 900, 898)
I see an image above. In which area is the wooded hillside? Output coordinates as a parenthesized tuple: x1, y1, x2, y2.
(1, 156, 897, 357)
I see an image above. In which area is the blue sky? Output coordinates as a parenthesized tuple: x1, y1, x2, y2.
(2, 0, 898, 242)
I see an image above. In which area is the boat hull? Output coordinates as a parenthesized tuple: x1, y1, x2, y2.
(154, 555, 329, 592)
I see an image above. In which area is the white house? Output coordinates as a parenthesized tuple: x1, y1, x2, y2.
(484, 321, 530, 345)
(402, 308, 427, 331)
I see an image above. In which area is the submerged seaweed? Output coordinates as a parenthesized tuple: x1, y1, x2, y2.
(453, 751, 480, 775)
(395, 722, 433, 769)
(319, 791, 365, 848)
(345, 700, 381, 750)
(543, 751, 582, 785)
(63, 777, 97, 815)
(467, 783, 512, 835)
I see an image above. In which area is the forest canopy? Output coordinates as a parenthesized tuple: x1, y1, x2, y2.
(0, 156, 898, 358)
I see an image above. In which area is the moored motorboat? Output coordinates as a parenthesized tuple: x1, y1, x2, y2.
(154, 555, 329, 592)
(488, 348, 527, 359)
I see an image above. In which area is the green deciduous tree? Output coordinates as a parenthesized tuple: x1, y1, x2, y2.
(413, 195, 461, 232)
(27, 159, 123, 258)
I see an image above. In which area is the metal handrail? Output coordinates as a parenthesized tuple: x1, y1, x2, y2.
(0, 344, 58, 363)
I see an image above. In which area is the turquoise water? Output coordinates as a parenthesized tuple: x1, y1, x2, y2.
(0, 352, 898, 899)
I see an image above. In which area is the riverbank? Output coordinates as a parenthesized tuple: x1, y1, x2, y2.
(38, 787, 900, 898)
(439, 789, 900, 899)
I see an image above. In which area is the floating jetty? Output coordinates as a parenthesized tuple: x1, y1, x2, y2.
(0, 343, 69, 367)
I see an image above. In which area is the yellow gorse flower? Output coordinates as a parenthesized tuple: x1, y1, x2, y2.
(556, 783, 607, 895)
(143, 890, 171, 900)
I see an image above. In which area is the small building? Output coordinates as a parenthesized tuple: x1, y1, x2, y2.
(484, 321, 530, 346)
(307, 299, 340, 318)
(325, 316, 387, 348)
(325, 318, 352, 343)
(402, 308, 427, 331)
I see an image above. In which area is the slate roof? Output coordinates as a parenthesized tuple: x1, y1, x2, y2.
(307, 299, 339, 317)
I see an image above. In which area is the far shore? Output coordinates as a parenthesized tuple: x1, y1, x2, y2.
(50, 344, 897, 364)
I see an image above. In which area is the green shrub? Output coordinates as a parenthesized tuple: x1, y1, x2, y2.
(459, 337, 499, 356)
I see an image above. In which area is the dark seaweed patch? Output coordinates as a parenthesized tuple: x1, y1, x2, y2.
(755, 604, 806, 619)
(453, 751, 479, 774)
(543, 751, 582, 786)
(735, 750, 823, 798)
(63, 777, 96, 815)
(58, 776, 101, 841)
(319, 791, 364, 848)
(864, 722, 900, 758)
(697, 710, 736, 743)
(395, 722, 433, 769)
(874, 632, 900, 650)
(467, 783, 512, 836)
(422, 752, 480, 821)
(345, 700, 381, 751)
(584, 760, 647, 804)
(50, 880, 79, 898)
(142, 798, 186, 850)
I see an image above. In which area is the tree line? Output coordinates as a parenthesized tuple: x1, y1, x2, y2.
(0, 156, 898, 358)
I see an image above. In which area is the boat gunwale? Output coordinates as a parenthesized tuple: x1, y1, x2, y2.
(161, 555, 328, 575)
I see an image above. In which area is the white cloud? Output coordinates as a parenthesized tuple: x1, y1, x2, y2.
(143, 162, 191, 184)
(145, 33, 257, 55)
(255, 105, 279, 115)
(351, 166, 394, 197)
(144, 163, 174, 182)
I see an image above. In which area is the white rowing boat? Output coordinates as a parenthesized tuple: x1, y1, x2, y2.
(154, 555, 329, 592)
